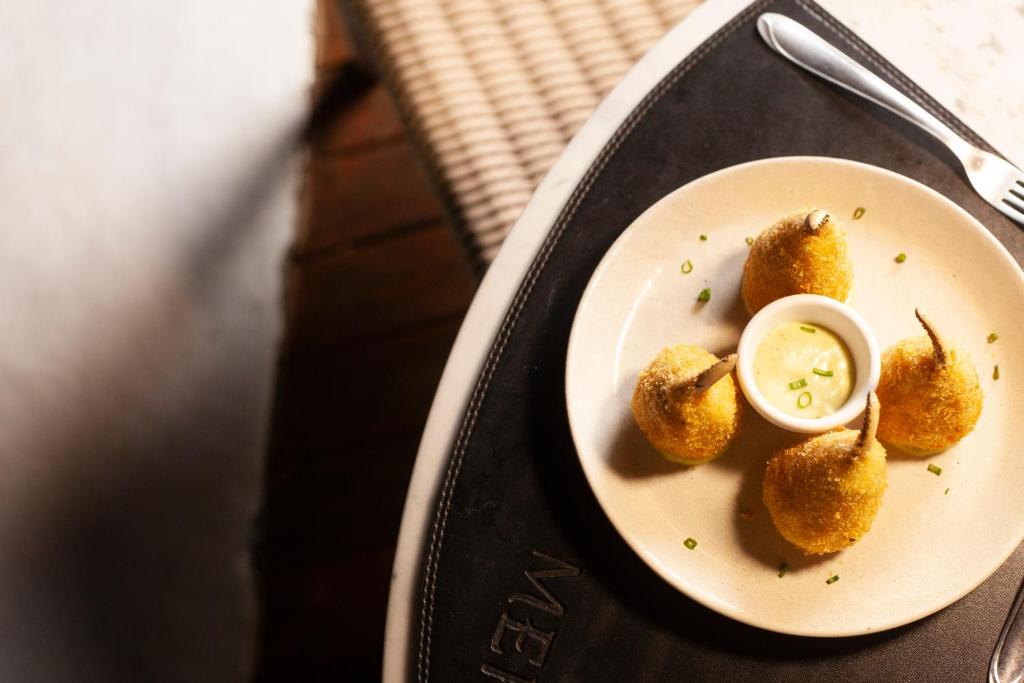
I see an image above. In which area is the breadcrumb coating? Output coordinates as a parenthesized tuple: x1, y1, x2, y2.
(763, 394, 887, 555)
(741, 209, 853, 314)
(876, 336, 983, 455)
(631, 345, 741, 465)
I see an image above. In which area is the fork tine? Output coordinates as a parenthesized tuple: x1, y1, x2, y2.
(1000, 203, 1024, 225)
(1002, 196, 1024, 224)
(1012, 185, 1024, 202)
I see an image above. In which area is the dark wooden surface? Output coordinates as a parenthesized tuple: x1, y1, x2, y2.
(256, 2, 476, 679)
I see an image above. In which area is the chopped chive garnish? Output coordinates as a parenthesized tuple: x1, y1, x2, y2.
(797, 391, 812, 409)
(993, 364, 1000, 380)
(745, 237, 754, 246)
(777, 562, 789, 578)
(699, 234, 708, 241)
(681, 260, 693, 274)
(944, 488, 950, 495)
(853, 207, 865, 220)
(800, 325, 816, 333)
(895, 252, 907, 263)
(813, 368, 834, 377)
(927, 464, 942, 476)
(697, 288, 711, 303)
(684, 537, 698, 550)
(789, 378, 808, 390)
(988, 332, 999, 344)
(826, 573, 840, 585)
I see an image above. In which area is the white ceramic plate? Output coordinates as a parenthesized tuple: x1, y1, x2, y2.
(565, 156, 1024, 636)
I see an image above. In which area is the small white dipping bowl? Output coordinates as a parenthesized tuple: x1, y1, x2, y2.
(736, 294, 880, 433)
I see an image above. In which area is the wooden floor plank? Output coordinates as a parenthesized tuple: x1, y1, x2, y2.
(261, 432, 420, 570)
(283, 221, 473, 356)
(312, 83, 407, 156)
(270, 316, 461, 456)
(260, 547, 395, 672)
(298, 143, 444, 252)
(258, 2, 476, 680)
(316, 0, 356, 72)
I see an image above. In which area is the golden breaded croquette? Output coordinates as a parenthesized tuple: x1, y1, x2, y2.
(876, 310, 982, 455)
(763, 392, 887, 555)
(741, 209, 853, 314)
(631, 346, 741, 465)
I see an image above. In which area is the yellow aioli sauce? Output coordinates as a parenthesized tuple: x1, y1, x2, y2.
(753, 322, 854, 418)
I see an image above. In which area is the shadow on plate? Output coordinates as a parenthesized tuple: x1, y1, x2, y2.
(692, 247, 751, 342)
(878, 439, 947, 462)
(604, 380, 838, 570)
(605, 410, 693, 480)
(710, 407, 832, 570)
(529, 364, 918, 666)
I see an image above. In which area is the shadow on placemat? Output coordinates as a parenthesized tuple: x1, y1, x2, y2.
(527, 330, 917, 660)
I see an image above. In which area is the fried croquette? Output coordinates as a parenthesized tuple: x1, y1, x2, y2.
(741, 209, 853, 314)
(631, 346, 741, 465)
(763, 392, 887, 555)
(876, 309, 983, 455)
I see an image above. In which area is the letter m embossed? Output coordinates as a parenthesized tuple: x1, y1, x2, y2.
(508, 550, 581, 617)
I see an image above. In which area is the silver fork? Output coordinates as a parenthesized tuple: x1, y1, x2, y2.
(757, 12, 1024, 226)
(990, 578, 1024, 683)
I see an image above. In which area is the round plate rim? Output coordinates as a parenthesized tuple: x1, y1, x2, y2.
(564, 155, 1024, 637)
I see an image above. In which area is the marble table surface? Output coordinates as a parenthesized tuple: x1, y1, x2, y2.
(384, 0, 1024, 680)
(825, 0, 1024, 166)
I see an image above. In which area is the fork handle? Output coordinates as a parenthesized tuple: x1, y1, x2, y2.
(990, 578, 1024, 683)
(757, 13, 974, 162)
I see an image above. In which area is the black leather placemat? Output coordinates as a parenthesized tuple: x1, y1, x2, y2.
(416, 1, 1024, 680)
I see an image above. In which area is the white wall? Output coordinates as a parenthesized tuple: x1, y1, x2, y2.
(0, 2, 312, 679)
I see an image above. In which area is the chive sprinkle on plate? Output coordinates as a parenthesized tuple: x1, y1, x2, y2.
(853, 207, 865, 220)
(988, 332, 999, 343)
(680, 259, 693, 274)
(797, 391, 812, 409)
(684, 537, 698, 550)
(777, 562, 789, 578)
(813, 368, 833, 377)
(994, 364, 1000, 380)
(826, 573, 840, 585)
(927, 464, 942, 476)
(895, 252, 907, 263)
(699, 234, 708, 241)
(789, 378, 808, 390)
(745, 237, 754, 246)
(800, 325, 816, 333)
(697, 288, 711, 303)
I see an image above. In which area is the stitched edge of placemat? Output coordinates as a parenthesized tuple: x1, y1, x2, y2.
(415, 3, 769, 678)
(415, 1, 1007, 679)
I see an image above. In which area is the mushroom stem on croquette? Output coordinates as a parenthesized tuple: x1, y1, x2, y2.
(855, 387, 879, 452)
(915, 308, 949, 367)
(632, 346, 742, 465)
(762, 392, 888, 555)
(741, 209, 853, 314)
(694, 353, 738, 392)
(875, 310, 982, 456)
(663, 354, 737, 400)
(805, 209, 829, 232)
